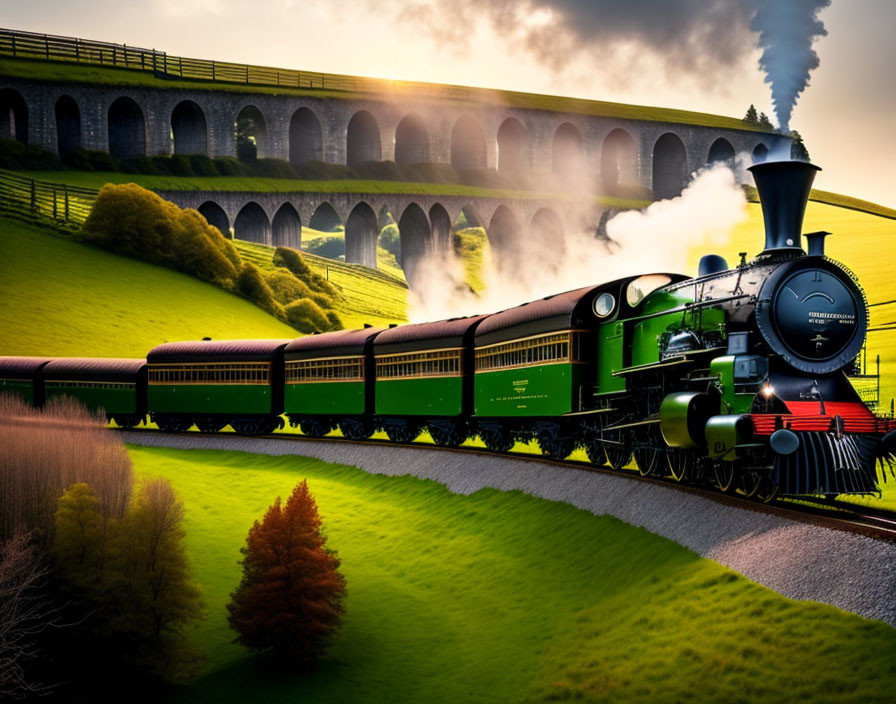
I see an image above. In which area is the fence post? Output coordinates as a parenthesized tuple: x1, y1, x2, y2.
(212, 61, 216, 81)
(75, 38, 80, 62)
(52, 188, 57, 219)
(11, 32, 16, 57)
(29, 179, 36, 213)
(44, 34, 49, 59)
(64, 186, 70, 221)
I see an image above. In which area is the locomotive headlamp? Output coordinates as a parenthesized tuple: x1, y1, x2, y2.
(761, 383, 775, 398)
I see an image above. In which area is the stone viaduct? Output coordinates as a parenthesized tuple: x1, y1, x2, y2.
(1, 62, 790, 285)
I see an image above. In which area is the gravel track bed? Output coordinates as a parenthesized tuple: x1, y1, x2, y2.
(124, 432, 896, 627)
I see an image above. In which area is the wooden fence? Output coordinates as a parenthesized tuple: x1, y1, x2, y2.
(0, 170, 97, 227)
(0, 27, 472, 99)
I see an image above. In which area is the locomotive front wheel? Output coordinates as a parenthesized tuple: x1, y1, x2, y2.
(754, 475, 779, 503)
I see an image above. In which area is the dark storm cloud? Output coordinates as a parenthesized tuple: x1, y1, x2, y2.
(397, 0, 757, 76)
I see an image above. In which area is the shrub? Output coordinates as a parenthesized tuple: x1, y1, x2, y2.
(0, 395, 133, 542)
(189, 154, 221, 177)
(304, 236, 345, 260)
(82, 183, 241, 291)
(379, 223, 401, 258)
(353, 160, 406, 181)
(0, 137, 26, 169)
(273, 246, 312, 277)
(251, 158, 299, 179)
(168, 154, 196, 177)
(266, 267, 314, 304)
(399, 162, 459, 183)
(325, 310, 343, 331)
(285, 298, 331, 333)
(60, 148, 96, 171)
(226, 480, 346, 664)
(213, 156, 254, 177)
(237, 262, 286, 320)
(293, 160, 358, 180)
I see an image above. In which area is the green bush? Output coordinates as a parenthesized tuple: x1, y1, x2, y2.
(273, 247, 312, 277)
(325, 310, 344, 331)
(189, 154, 221, 177)
(0, 137, 27, 169)
(399, 162, 459, 183)
(83, 149, 119, 172)
(61, 148, 97, 172)
(82, 183, 241, 291)
(353, 160, 406, 181)
(0, 138, 63, 171)
(265, 267, 314, 304)
(252, 158, 299, 179)
(272, 246, 340, 302)
(379, 223, 401, 258)
(294, 160, 358, 180)
(285, 298, 330, 333)
(237, 262, 286, 320)
(213, 156, 254, 177)
(304, 236, 345, 260)
(168, 154, 196, 177)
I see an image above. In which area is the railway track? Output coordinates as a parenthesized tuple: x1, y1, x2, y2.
(118, 426, 896, 543)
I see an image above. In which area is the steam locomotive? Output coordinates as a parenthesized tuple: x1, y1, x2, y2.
(2, 160, 894, 501)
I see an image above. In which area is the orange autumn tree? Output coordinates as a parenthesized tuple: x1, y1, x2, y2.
(226, 480, 346, 665)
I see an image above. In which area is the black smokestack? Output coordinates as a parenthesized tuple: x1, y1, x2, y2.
(748, 160, 821, 253)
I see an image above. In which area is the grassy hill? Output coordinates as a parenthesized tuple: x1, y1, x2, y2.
(0, 216, 297, 357)
(130, 445, 896, 703)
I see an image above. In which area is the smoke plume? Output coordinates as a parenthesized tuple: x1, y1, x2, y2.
(408, 163, 749, 323)
(749, 0, 830, 131)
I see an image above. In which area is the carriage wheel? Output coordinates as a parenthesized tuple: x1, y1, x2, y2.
(155, 415, 192, 433)
(300, 418, 331, 438)
(429, 422, 467, 448)
(480, 426, 514, 453)
(340, 419, 374, 441)
(195, 416, 226, 434)
(384, 422, 422, 444)
(537, 431, 574, 460)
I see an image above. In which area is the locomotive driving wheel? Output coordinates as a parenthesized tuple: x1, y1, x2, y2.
(667, 449, 697, 483)
(713, 461, 736, 493)
(602, 429, 633, 470)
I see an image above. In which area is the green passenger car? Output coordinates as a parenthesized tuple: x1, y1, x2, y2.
(0, 357, 52, 406)
(42, 358, 147, 426)
(146, 339, 289, 433)
(473, 286, 607, 418)
(374, 316, 486, 418)
(283, 328, 383, 438)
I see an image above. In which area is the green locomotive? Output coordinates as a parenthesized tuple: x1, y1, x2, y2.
(2, 160, 894, 500)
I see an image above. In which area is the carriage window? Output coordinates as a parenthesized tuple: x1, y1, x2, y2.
(626, 274, 672, 307)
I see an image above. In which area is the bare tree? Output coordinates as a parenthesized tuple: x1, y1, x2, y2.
(0, 531, 57, 699)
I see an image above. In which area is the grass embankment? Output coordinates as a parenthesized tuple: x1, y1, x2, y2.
(1, 56, 768, 132)
(129, 446, 896, 703)
(0, 216, 296, 357)
(234, 239, 407, 329)
(17, 169, 647, 211)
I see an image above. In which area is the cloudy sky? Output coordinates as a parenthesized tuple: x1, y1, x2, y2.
(5, 0, 894, 206)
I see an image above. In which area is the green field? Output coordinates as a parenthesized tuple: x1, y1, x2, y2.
(0, 216, 296, 357)
(128, 445, 896, 703)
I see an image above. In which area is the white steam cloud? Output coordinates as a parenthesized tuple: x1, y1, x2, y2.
(408, 163, 749, 323)
(748, 0, 830, 132)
